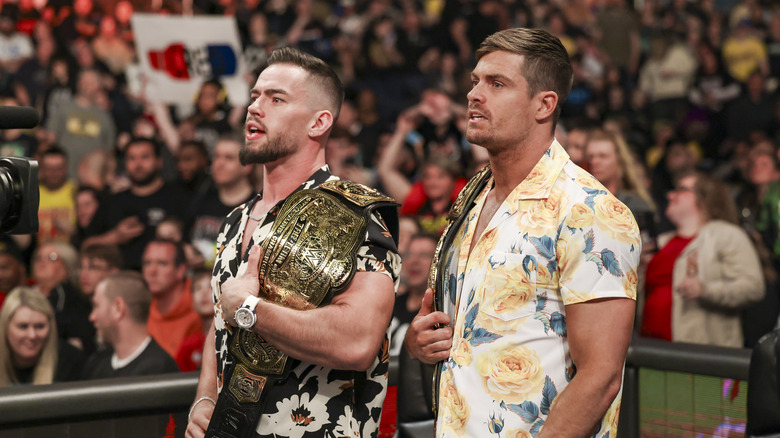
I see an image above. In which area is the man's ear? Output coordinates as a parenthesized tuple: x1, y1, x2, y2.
(308, 110, 334, 138)
(112, 297, 125, 320)
(535, 91, 559, 122)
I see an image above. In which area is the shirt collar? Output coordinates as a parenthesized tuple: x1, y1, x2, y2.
(511, 139, 569, 200)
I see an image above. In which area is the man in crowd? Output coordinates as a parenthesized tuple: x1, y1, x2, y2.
(142, 239, 202, 358)
(188, 134, 255, 266)
(83, 137, 190, 270)
(186, 47, 400, 438)
(405, 28, 640, 437)
(79, 243, 122, 298)
(37, 146, 77, 245)
(44, 68, 116, 177)
(83, 271, 180, 379)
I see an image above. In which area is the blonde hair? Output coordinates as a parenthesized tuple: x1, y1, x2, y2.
(0, 287, 58, 387)
(585, 128, 656, 211)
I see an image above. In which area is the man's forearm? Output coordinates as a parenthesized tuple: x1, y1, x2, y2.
(536, 368, 622, 437)
(249, 272, 394, 371)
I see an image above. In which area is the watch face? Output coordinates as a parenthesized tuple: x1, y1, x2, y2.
(235, 307, 255, 329)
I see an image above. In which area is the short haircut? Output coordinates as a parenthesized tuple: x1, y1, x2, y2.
(40, 145, 68, 162)
(179, 139, 210, 159)
(476, 27, 573, 126)
(217, 130, 246, 146)
(145, 238, 187, 267)
(266, 46, 344, 120)
(125, 136, 162, 157)
(100, 271, 152, 324)
(410, 232, 439, 246)
(81, 244, 123, 269)
(191, 266, 212, 284)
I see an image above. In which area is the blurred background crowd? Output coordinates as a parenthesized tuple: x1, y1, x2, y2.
(0, 0, 777, 416)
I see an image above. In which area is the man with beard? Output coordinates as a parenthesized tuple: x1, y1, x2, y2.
(186, 47, 400, 438)
(84, 138, 190, 270)
(404, 28, 640, 437)
(82, 271, 179, 380)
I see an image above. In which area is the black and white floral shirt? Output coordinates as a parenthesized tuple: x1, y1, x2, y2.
(211, 166, 401, 438)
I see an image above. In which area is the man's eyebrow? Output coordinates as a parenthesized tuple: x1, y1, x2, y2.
(471, 72, 515, 84)
(251, 88, 290, 96)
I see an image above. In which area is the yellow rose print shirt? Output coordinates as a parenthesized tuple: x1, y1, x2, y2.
(435, 140, 641, 438)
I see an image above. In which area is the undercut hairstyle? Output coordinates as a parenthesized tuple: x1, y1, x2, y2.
(266, 46, 345, 120)
(81, 244, 123, 270)
(476, 27, 573, 126)
(100, 271, 152, 324)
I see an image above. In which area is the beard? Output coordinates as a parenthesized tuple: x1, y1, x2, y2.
(240, 133, 297, 165)
(129, 169, 158, 187)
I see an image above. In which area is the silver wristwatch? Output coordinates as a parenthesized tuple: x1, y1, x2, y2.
(234, 295, 261, 330)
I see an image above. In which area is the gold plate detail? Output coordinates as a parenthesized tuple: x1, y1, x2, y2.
(319, 180, 396, 207)
(229, 364, 267, 403)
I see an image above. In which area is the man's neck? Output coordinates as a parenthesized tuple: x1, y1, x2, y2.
(113, 327, 150, 360)
(217, 179, 253, 207)
(488, 134, 554, 202)
(259, 146, 326, 209)
(130, 177, 164, 197)
(154, 281, 185, 316)
(43, 180, 68, 193)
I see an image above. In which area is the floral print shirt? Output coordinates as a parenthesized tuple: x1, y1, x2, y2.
(211, 166, 401, 438)
(435, 140, 641, 438)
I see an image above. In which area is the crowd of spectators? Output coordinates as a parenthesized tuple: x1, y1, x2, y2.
(0, 0, 778, 420)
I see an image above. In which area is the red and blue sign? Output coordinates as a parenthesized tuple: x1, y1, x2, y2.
(147, 43, 238, 80)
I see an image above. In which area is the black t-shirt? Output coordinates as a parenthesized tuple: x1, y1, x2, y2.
(81, 338, 180, 380)
(48, 281, 96, 356)
(188, 187, 254, 263)
(86, 183, 191, 270)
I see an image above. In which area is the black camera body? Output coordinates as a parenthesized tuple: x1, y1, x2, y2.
(0, 106, 41, 235)
(0, 156, 39, 234)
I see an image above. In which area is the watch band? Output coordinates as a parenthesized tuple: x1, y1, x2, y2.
(241, 295, 261, 312)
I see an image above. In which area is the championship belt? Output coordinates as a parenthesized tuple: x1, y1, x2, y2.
(206, 180, 398, 438)
(428, 165, 492, 416)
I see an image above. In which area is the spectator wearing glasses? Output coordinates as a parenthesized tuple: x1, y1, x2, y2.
(78, 244, 122, 298)
(32, 242, 95, 354)
(640, 172, 765, 347)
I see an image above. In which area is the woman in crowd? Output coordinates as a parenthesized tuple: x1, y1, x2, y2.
(585, 128, 658, 256)
(640, 172, 765, 347)
(0, 287, 83, 386)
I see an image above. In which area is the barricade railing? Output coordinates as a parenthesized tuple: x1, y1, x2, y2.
(0, 338, 752, 437)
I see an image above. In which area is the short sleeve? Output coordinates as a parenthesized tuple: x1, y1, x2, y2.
(356, 209, 401, 293)
(557, 194, 641, 305)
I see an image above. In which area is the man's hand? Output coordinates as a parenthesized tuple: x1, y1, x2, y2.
(404, 288, 453, 364)
(185, 400, 215, 438)
(115, 216, 144, 243)
(221, 246, 263, 326)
